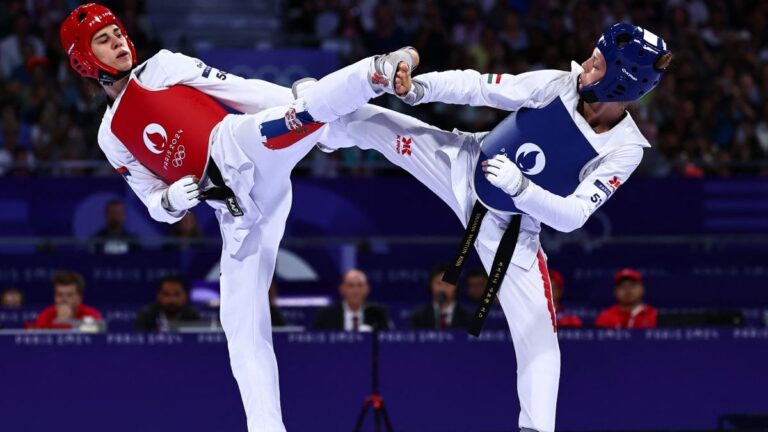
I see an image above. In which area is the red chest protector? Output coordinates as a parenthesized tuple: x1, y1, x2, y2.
(111, 79, 227, 184)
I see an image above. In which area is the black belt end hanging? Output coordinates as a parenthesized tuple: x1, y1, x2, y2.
(443, 201, 488, 285)
(468, 214, 522, 337)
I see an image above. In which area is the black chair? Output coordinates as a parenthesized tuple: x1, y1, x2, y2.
(719, 413, 768, 430)
(657, 310, 744, 327)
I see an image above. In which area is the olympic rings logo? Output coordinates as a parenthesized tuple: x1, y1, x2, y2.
(172, 145, 186, 168)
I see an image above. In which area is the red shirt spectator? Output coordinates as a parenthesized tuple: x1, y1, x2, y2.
(594, 304, 657, 329)
(595, 268, 657, 329)
(28, 271, 102, 329)
(556, 308, 584, 328)
(33, 304, 103, 329)
(549, 270, 583, 328)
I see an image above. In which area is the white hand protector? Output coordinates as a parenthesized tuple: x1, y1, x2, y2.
(484, 154, 528, 197)
(162, 175, 200, 212)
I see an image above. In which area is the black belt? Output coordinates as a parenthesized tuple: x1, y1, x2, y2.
(200, 158, 244, 217)
(443, 202, 487, 285)
(443, 201, 522, 336)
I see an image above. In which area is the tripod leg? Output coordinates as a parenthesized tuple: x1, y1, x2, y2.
(373, 405, 382, 432)
(353, 400, 371, 432)
(379, 400, 394, 432)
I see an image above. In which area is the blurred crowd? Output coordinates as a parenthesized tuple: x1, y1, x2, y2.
(1, 0, 768, 177)
(0, 0, 159, 177)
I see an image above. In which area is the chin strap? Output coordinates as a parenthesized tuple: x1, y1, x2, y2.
(577, 74, 600, 103)
(97, 67, 134, 86)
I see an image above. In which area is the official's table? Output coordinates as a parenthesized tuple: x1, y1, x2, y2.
(2, 328, 766, 432)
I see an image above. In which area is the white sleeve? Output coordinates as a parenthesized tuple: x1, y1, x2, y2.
(98, 125, 186, 224)
(155, 50, 293, 114)
(413, 69, 569, 111)
(512, 145, 644, 233)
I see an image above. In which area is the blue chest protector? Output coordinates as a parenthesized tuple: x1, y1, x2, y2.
(472, 97, 599, 214)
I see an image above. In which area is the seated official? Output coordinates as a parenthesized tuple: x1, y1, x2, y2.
(135, 276, 201, 332)
(410, 263, 472, 330)
(465, 267, 488, 305)
(313, 269, 391, 331)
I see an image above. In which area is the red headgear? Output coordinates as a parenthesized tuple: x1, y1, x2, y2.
(60, 3, 137, 85)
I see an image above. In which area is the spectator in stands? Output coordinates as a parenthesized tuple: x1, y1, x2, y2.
(757, 104, 768, 155)
(269, 279, 287, 327)
(595, 269, 658, 329)
(413, 2, 451, 73)
(8, 147, 33, 176)
(167, 212, 202, 250)
(90, 200, 140, 254)
(0, 104, 34, 177)
(0, 105, 32, 150)
(451, 4, 484, 47)
(411, 263, 471, 330)
(135, 276, 201, 332)
(549, 270, 583, 328)
(465, 267, 488, 304)
(0, 287, 24, 308)
(498, 10, 529, 54)
(362, 3, 407, 55)
(0, 11, 45, 78)
(30, 271, 102, 329)
(313, 269, 390, 331)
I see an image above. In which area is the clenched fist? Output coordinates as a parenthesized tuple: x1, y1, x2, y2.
(162, 175, 200, 212)
(483, 154, 526, 197)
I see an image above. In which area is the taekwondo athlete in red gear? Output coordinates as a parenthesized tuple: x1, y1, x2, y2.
(60, 4, 418, 431)
(315, 23, 671, 432)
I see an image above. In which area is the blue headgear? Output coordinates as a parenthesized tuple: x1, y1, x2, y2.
(579, 23, 669, 103)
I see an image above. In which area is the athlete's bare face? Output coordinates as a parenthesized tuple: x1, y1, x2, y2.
(579, 47, 607, 87)
(91, 24, 132, 71)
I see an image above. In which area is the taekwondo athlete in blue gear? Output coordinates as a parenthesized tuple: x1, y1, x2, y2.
(314, 23, 671, 432)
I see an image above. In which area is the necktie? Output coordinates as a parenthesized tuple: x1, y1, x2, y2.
(352, 315, 360, 331)
(440, 312, 449, 330)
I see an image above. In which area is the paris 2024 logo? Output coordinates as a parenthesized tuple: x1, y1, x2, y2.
(143, 123, 167, 155)
(514, 143, 546, 176)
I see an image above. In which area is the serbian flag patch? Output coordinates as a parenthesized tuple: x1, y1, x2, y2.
(260, 108, 324, 150)
(486, 73, 502, 84)
(116, 166, 131, 178)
